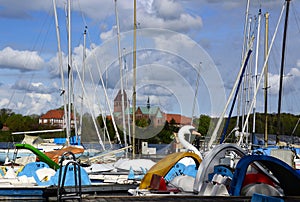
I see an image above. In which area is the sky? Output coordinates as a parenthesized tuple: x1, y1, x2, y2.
(0, 0, 300, 121)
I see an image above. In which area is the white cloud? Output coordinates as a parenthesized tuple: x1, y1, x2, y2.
(0, 98, 9, 108)
(25, 92, 54, 115)
(12, 80, 56, 94)
(268, 67, 300, 95)
(0, 47, 44, 71)
(151, 0, 183, 19)
(100, 29, 115, 41)
(297, 60, 300, 68)
(1, 0, 299, 117)
(136, 0, 202, 32)
(290, 67, 300, 77)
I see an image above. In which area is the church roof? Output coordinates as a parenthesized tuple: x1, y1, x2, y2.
(114, 89, 128, 102)
(138, 106, 160, 115)
(122, 106, 162, 116)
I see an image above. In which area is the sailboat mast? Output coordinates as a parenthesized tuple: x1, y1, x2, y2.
(123, 49, 132, 145)
(114, 0, 128, 154)
(78, 27, 87, 144)
(132, 0, 137, 158)
(66, 0, 72, 146)
(277, 0, 291, 140)
(237, 0, 250, 128)
(264, 12, 269, 147)
(52, 0, 68, 142)
(252, 9, 262, 138)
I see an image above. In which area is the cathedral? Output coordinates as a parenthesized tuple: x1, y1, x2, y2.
(113, 90, 192, 128)
(113, 89, 165, 127)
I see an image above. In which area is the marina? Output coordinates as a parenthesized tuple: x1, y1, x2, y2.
(0, 0, 300, 201)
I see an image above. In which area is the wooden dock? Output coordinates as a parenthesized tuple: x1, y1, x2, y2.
(0, 184, 299, 201)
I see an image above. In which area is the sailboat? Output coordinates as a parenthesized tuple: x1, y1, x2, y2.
(246, 0, 300, 169)
(129, 0, 300, 198)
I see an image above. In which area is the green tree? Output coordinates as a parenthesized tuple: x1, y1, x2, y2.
(5, 114, 38, 132)
(6, 114, 25, 132)
(0, 108, 14, 129)
(136, 117, 150, 128)
(148, 121, 175, 144)
(197, 115, 210, 136)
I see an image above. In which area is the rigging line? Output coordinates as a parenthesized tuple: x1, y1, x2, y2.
(252, 8, 262, 137)
(291, 1, 300, 34)
(82, 54, 112, 148)
(86, 62, 113, 149)
(81, 19, 123, 146)
(18, 73, 35, 115)
(191, 63, 201, 125)
(76, 0, 89, 29)
(83, 32, 113, 149)
(135, 24, 176, 114)
(291, 117, 300, 140)
(240, 1, 286, 141)
(135, 23, 159, 106)
(92, 49, 122, 146)
(123, 49, 132, 145)
(82, 21, 114, 147)
(237, 0, 250, 129)
(241, 16, 253, 133)
(6, 73, 22, 109)
(76, 1, 121, 146)
(83, 36, 113, 147)
(114, 0, 128, 151)
(17, 8, 53, 114)
(220, 48, 253, 144)
(25, 92, 44, 116)
(30, 6, 53, 56)
(135, 25, 182, 116)
(92, 65, 113, 146)
(208, 36, 254, 149)
(38, 8, 53, 56)
(53, 0, 68, 135)
(74, 62, 106, 150)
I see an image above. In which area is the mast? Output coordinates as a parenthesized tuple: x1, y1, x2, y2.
(114, 0, 128, 154)
(242, 17, 253, 135)
(132, 0, 137, 158)
(277, 0, 291, 141)
(209, 44, 253, 148)
(78, 27, 87, 144)
(252, 9, 262, 138)
(52, 0, 68, 141)
(240, 2, 287, 143)
(66, 0, 72, 146)
(237, 0, 251, 128)
(264, 12, 269, 147)
(123, 48, 132, 145)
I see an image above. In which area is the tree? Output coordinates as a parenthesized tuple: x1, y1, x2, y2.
(5, 114, 38, 132)
(197, 115, 210, 136)
(0, 108, 14, 129)
(136, 117, 150, 128)
(148, 121, 174, 144)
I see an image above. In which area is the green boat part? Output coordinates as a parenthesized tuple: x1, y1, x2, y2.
(15, 143, 60, 170)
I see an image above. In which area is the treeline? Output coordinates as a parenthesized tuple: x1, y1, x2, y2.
(197, 112, 300, 139)
(0, 108, 299, 144)
(0, 108, 68, 142)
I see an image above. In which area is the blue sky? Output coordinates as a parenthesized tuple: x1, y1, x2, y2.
(0, 0, 299, 120)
